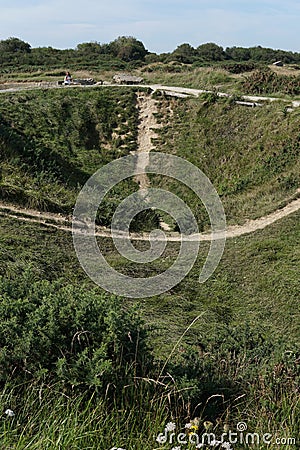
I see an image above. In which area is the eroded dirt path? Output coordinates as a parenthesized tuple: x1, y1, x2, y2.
(133, 93, 172, 231)
(134, 93, 162, 189)
(1, 193, 299, 241)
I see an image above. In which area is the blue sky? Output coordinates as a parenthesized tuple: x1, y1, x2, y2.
(0, 0, 300, 53)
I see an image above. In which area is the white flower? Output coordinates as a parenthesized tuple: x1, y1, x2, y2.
(171, 447, 181, 450)
(196, 444, 205, 449)
(165, 421, 176, 432)
(185, 422, 192, 429)
(222, 443, 233, 450)
(5, 409, 15, 417)
(210, 440, 222, 447)
(110, 447, 126, 450)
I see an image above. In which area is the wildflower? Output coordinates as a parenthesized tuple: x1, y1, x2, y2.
(165, 421, 176, 432)
(186, 417, 200, 434)
(223, 423, 230, 432)
(5, 409, 15, 417)
(171, 447, 181, 450)
(204, 420, 213, 431)
(191, 417, 200, 427)
(210, 439, 222, 447)
(196, 444, 205, 449)
(221, 443, 233, 450)
(110, 447, 126, 450)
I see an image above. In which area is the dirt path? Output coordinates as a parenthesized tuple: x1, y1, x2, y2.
(1, 193, 299, 241)
(1, 82, 300, 109)
(134, 93, 172, 231)
(134, 93, 161, 189)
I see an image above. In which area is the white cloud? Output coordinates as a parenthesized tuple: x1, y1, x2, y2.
(0, 0, 300, 52)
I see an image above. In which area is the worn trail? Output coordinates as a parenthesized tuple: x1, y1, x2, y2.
(1, 194, 299, 241)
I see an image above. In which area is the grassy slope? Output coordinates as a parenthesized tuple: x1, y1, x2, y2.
(0, 83, 299, 448)
(0, 87, 139, 215)
(1, 87, 300, 228)
(0, 210, 299, 447)
(1, 211, 299, 341)
(1, 208, 299, 366)
(153, 93, 300, 229)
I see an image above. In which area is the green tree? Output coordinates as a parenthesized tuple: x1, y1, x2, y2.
(225, 46, 251, 61)
(108, 36, 148, 61)
(197, 42, 225, 61)
(0, 37, 31, 53)
(76, 41, 110, 55)
(170, 43, 196, 63)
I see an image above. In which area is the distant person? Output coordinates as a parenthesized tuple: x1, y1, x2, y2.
(64, 71, 72, 85)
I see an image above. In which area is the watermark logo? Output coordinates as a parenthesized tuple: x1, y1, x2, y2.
(72, 152, 226, 298)
(236, 422, 247, 432)
(155, 420, 296, 448)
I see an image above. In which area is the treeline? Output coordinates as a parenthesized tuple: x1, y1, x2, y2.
(0, 36, 148, 73)
(1, 36, 300, 73)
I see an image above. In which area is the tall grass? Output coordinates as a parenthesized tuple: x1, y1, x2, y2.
(0, 350, 298, 449)
(0, 381, 172, 449)
(142, 66, 237, 92)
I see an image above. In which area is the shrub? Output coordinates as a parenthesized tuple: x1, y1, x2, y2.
(220, 61, 259, 74)
(0, 270, 151, 396)
(242, 68, 300, 95)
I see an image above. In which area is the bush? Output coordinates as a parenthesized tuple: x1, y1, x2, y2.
(220, 61, 259, 74)
(242, 68, 300, 95)
(0, 270, 152, 395)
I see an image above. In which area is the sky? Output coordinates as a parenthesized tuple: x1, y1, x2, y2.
(0, 0, 300, 53)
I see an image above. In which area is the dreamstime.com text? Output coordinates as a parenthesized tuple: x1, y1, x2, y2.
(156, 422, 297, 447)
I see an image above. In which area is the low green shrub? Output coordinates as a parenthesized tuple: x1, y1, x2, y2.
(242, 68, 300, 95)
(0, 270, 151, 396)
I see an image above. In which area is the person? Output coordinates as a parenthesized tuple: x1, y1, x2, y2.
(64, 71, 72, 85)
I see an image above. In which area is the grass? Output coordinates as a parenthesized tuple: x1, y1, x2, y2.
(1, 383, 297, 449)
(0, 87, 142, 222)
(0, 78, 299, 448)
(141, 65, 239, 92)
(152, 93, 300, 229)
(1, 85, 300, 230)
(0, 69, 114, 84)
(0, 382, 170, 449)
(0, 208, 299, 447)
